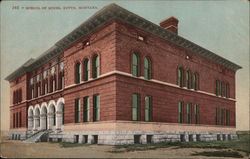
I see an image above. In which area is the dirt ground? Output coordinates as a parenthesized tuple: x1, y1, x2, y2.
(0, 137, 247, 158)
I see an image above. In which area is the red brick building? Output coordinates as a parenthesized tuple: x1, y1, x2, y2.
(6, 4, 241, 144)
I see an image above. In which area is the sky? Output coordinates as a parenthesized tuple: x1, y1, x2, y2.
(1, 0, 249, 131)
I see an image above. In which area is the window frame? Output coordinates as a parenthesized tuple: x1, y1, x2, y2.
(178, 101, 184, 123)
(75, 98, 81, 123)
(75, 62, 81, 84)
(92, 55, 99, 78)
(132, 53, 139, 77)
(83, 96, 90, 122)
(145, 96, 152, 121)
(144, 57, 151, 80)
(132, 93, 140, 121)
(93, 94, 100, 121)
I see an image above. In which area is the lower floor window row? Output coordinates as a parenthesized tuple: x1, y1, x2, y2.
(13, 112, 22, 128)
(178, 101, 199, 124)
(132, 94, 152, 121)
(215, 107, 231, 126)
(75, 94, 100, 123)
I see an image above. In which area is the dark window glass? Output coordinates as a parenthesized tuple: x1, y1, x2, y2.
(194, 104, 199, 124)
(144, 57, 151, 80)
(75, 63, 81, 84)
(93, 95, 100, 121)
(216, 80, 220, 96)
(178, 67, 183, 87)
(92, 55, 99, 78)
(186, 70, 192, 89)
(83, 59, 90, 81)
(75, 99, 80, 123)
(178, 101, 184, 123)
(132, 53, 139, 77)
(145, 96, 152, 121)
(83, 96, 90, 122)
(132, 94, 140, 121)
(187, 103, 192, 124)
(226, 84, 229, 98)
(194, 73, 199, 90)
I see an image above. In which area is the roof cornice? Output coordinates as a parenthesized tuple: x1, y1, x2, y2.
(5, 3, 242, 81)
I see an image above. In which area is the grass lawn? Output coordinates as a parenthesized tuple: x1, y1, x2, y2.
(110, 131, 249, 158)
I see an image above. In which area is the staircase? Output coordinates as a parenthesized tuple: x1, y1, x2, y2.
(24, 130, 50, 143)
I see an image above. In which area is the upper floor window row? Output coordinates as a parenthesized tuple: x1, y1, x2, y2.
(131, 53, 152, 80)
(75, 55, 99, 84)
(29, 62, 64, 86)
(13, 89, 22, 104)
(177, 67, 199, 90)
(215, 80, 229, 98)
(178, 101, 200, 124)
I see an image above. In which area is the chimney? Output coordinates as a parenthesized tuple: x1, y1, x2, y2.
(160, 17, 179, 34)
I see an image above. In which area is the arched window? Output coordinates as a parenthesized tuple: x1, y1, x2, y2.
(84, 59, 90, 81)
(93, 55, 100, 78)
(177, 67, 184, 87)
(75, 62, 81, 84)
(92, 55, 99, 78)
(186, 70, 191, 89)
(194, 73, 199, 90)
(132, 53, 139, 77)
(144, 57, 151, 80)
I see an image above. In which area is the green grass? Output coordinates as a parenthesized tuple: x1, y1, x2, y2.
(192, 150, 244, 158)
(59, 142, 91, 148)
(110, 131, 250, 156)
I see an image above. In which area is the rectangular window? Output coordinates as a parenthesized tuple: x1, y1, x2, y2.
(187, 103, 192, 124)
(194, 104, 199, 124)
(75, 99, 80, 123)
(215, 107, 220, 125)
(221, 108, 224, 125)
(178, 101, 184, 123)
(226, 109, 230, 126)
(16, 112, 18, 128)
(19, 112, 21, 127)
(93, 95, 100, 121)
(13, 113, 16, 128)
(132, 94, 140, 121)
(145, 96, 152, 122)
(83, 96, 90, 122)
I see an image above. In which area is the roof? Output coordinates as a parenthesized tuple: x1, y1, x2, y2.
(5, 3, 242, 81)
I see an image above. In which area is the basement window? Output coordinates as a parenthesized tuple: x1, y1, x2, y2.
(222, 134, 226, 141)
(93, 135, 98, 144)
(74, 135, 79, 143)
(188, 134, 193, 142)
(180, 134, 185, 142)
(217, 134, 221, 141)
(82, 135, 88, 144)
(196, 134, 201, 142)
(134, 135, 141, 144)
(146, 135, 153, 144)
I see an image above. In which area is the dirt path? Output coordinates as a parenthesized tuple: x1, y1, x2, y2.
(0, 138, 247, 158)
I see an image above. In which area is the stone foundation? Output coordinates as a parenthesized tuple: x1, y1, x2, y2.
(9, 121, 237, 145)
(48, 130, 237, 145)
